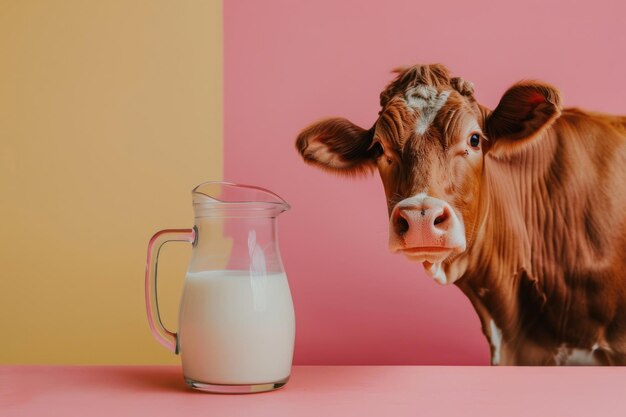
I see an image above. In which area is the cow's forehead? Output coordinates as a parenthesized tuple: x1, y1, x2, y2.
(376, 84, 474, 151)
(404, 85, 451, 135)
(378, 64, 453, 108)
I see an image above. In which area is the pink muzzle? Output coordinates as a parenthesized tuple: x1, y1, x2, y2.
(389, 194, 466, 261)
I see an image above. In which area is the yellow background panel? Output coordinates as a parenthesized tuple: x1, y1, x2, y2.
(0, 1, 223, 364)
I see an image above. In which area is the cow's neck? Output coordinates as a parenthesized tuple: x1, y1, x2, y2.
(438, 110, 626, 364)
(450, 120, 623, 364)
(452, 131, 563, 363)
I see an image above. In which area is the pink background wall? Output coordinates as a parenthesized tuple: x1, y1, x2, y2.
(224, 0, 626, 364)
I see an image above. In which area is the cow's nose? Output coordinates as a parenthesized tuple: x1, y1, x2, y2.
(393, 204, 451, 237)
(389, 195, 466, 253)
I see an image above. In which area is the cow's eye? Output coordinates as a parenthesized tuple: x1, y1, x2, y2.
(469, 133, 481, 148)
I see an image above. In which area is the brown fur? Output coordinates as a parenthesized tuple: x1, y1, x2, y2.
(295, 64, 626, 365)
(466, 107, 626, 364)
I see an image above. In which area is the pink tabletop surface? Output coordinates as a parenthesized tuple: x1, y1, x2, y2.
(1, 365, 623, 416)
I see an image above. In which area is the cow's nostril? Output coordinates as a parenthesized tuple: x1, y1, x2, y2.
(395, 215, 410, 236)
(434, 210, 449, 226)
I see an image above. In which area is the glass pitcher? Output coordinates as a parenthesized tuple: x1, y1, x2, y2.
(145, 182, 295, 394)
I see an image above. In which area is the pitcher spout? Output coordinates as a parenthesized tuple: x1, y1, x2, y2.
(192, 181, 290, 217)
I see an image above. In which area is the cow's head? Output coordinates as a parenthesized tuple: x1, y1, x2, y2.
(296, 64, 561, 284)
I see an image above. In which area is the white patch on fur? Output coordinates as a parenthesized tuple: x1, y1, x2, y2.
(554, 344, 598, 365)
(489, 320, 502, 365)
(423, 262, 447, 284)
(305, 141, 346, 168)
(442, 255, 469, 285)
(411, 192, 428, 200)
(405, 85, 450, 135)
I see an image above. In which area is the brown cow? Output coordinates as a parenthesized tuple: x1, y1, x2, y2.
(296, 64, 626, 365)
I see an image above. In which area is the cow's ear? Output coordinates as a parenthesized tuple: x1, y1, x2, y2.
(295, 117, 376, 175)
(485, 82, 562, 156)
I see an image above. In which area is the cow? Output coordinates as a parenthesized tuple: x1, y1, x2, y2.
(295, 64, 626, 365)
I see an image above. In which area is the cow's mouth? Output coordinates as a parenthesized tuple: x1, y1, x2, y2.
(400, 247, 454, 263)
(401, 246, 452, 254)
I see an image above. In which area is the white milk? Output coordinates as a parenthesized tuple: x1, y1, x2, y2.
(178, 270, 295, 385)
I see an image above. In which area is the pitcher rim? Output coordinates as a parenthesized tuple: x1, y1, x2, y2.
(192, 181, 291, 211)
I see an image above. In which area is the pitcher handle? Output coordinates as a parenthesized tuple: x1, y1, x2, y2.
(145, 228, 196, 353)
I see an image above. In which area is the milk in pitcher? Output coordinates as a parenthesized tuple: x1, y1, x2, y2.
(178, 270, 295, 385)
